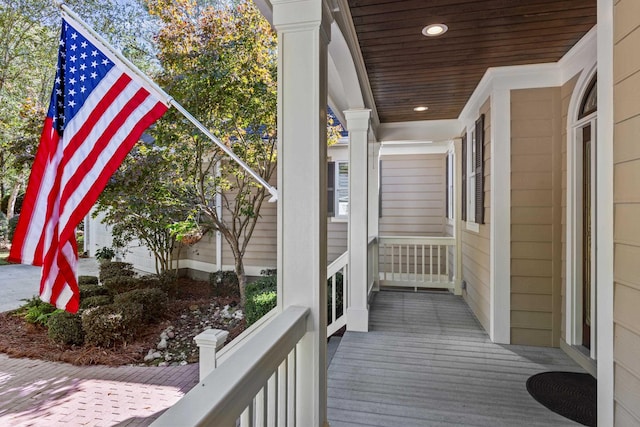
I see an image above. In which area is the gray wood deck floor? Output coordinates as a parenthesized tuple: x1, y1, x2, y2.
(327, 290, 584, 427)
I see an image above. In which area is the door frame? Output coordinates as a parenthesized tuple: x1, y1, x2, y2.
(566, 66, 598, 360)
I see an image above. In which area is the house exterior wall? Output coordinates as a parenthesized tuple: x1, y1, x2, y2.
(613, 1, 640, 424)
(510, 87, 563, 347)
(328, 222, 348, 263)
(222, 198, 278, 270)
(461, 98, 491, 332)
(379, 153, 446, 237)
(560, 74, 580, 343)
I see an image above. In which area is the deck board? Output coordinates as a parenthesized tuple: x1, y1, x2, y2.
(327, 291, 583, 426)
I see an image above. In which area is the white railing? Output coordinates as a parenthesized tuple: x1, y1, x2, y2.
(327, 251, 348, 336)
(151, 306, 309, 427)
(378, 236, 456, 291)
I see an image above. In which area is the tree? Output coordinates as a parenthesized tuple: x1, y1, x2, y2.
(95, 138, 199, 274)
(0, 0, 157, 219)
(146, 0, 277, 303)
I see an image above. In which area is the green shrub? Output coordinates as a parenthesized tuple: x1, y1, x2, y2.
(79, 284, 111, 300)
(156, 270, 177, 289)
(245, 276, 277, 326)
(78, 275, 99, 286)
(47, 311, 84, 345)
(138, 275, 166, 291)
(209, 270, 240, 297)
(8, 215, 19, 243)
(19, 297, 58, 326)
(80, 295, 113, 310)
(113, 288, 167, 324)
(102, 276, 144, 294)
(260, 268, 277, 277)
(99, 261, 135, 282)
(95, 246, 116, 262)
(82, 303, 143, 347)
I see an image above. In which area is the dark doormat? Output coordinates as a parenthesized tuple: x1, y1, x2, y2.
(526, 371, 596, 427)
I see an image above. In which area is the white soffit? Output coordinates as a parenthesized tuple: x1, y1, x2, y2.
(328, 21, 365, 115)
(458, 25, 597, 123)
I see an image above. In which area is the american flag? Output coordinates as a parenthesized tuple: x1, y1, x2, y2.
(9, 15, 169, 312)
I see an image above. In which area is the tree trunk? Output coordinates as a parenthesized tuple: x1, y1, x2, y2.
(6, 181, 21, 219)
(235, 255, 247, 306)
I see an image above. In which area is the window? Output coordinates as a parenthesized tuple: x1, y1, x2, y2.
(328, 161, 348, 218)
(462, 114, 485, 226)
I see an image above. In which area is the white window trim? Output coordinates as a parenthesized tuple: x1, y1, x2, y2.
(446, 150, 455, 224)
(334, 160, 349, 220)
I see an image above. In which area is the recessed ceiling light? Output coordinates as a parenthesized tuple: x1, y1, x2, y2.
(413, 106, 429, 112)
(422, 23, 448, 37)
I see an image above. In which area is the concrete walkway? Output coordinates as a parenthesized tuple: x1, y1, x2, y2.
(0, 259, 199, 426)
(0, 258, 100, 313)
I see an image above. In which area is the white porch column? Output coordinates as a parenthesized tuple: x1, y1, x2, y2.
(272, 1, 331, 426)
(345, 109, 371, 332)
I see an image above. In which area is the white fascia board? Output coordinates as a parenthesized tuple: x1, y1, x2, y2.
(380, 141, 451, 156)
(459, 63, 560, 123)
(378, 119, 463, 143)
(559, 25, 597, 84)
(459, 28, 596, 124)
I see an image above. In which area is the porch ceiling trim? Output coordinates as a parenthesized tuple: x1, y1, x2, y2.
(334, 0, 380, 129)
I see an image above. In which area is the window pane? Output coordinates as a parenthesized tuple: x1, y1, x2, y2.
(336, 162, 349, 217)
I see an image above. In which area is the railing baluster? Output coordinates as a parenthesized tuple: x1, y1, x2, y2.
(331, 274, 336, 324)
(391, 245, 395, 281)
(414, 244, 417, 292)
(421, 244, 425, 283)
(405, 244, 409, 284)
(277, 360, 287, 427)
(430, 244, 433, 283)
(241, 404, 252, 427)
(446, 243, 450, 281)
(437, 244, 441, 282)
(287, 349, 296, 427)
(267, 373, 277, 427)
(343, 265, 348, 314)
(255, 386, 266, 427)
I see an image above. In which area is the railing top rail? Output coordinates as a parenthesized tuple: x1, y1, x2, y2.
(379, 236, 456, 245)
(216, 306, 278, 366)
(327, 251, 349, 277)
(151, 305, 309, 427)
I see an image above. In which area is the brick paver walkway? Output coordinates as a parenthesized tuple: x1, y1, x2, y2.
(0, 354, 198, 426)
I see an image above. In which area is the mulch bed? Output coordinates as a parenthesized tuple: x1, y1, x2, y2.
(0, 278, 246, 366)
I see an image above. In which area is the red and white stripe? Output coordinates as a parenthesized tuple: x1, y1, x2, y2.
(9, 16, 168, 313)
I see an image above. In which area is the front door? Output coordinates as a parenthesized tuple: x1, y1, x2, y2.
(581, 124, 592, 350)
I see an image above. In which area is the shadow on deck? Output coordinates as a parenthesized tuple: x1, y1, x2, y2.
(328, 290, 583, 426)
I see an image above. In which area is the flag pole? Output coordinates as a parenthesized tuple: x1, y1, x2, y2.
(53, 1, 278, 202)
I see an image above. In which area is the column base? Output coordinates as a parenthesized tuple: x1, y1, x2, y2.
(346, 307, 369, 332)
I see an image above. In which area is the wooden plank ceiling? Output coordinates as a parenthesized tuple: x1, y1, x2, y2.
(347, 0, 597, 122)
